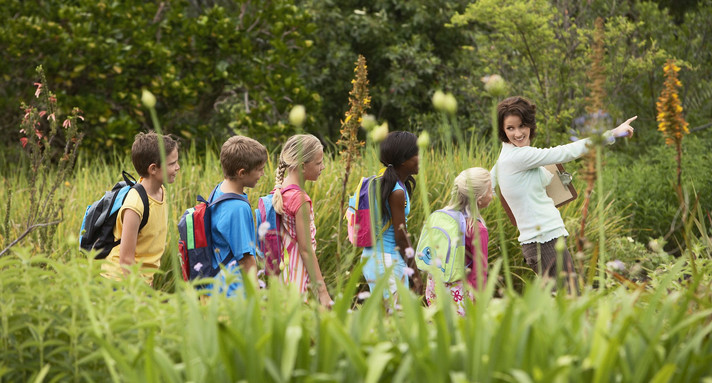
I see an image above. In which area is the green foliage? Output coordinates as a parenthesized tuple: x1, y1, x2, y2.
(300, 0, 473, 137)
(2, 0, 712, 156)
(2, 250, 712, 381)
(451, 0, 587, 144)
(0, 0, 319, 151)
(1, 67, 83, 258)
(603, 132, 712, 249)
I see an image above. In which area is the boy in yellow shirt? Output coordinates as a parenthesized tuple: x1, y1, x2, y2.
(101, 132, 180, 285)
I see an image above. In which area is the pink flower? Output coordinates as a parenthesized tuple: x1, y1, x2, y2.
(62, 119, 71, 128)
(405, 247, 415, 259)
(404, 267, 415, 277)
(34, 83, 42, 98)
(77, 115, 84, 121)
(193, 262, 203, 271)
(47, 113, 55, 121)
(39, 111, 47, 118)
(20, 137, 28, 148)
(34, 129, 43, 139)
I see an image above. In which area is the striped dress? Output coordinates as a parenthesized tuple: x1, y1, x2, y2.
(280, 187, 317, 294)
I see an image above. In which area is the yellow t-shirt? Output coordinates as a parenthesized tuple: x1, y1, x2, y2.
(101, 185, 168, 285)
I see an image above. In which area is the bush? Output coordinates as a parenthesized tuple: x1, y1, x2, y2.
(0, 0, 319, 152)
(604, 132, 712, 250)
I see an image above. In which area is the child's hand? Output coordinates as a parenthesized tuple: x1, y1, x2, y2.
(318, 289, 333, 308)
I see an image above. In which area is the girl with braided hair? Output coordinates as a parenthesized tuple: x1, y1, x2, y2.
(272, 134, 332, 306)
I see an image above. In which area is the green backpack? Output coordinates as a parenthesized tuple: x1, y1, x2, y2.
(415, 209, 467, 283)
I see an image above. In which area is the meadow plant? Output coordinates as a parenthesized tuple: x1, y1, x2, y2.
(656, 60, 690, 231)
(570, 17, 612, 287)
(577, 16, 607, 254)
(336, 55, 369, 261)
(0, 66, 83, 258)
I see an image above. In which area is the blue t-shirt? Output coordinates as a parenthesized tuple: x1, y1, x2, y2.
(208, 183, 255, 297)
(361, 181, 411, 297)
(382, 181, 410, 252)
(209, 183, 255, 265)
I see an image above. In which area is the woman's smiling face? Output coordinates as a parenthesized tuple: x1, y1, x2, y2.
(503, 115, 531, 147)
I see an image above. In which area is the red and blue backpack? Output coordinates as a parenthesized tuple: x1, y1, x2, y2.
(177, 187, 249, 281)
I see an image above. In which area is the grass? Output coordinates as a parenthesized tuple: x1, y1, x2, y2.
(1, 139, 711, 381)
(1, 250, 711, 382)
(0, 138, 633, 292)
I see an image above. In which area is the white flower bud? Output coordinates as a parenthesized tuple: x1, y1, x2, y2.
(289, 105, 306, 127)
(361, 114, 377, 131)
(432, 90, 447, 111)
(417, 131, 430, 149)
(141, 89, 156, 109)
(482, 74, 507, 97)
(443, 93, 457, 114)
(258, 221, 271, 241)
(370, 122, 389, 143)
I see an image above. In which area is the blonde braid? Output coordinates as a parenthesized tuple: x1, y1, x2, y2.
(272, 159, 289, 214)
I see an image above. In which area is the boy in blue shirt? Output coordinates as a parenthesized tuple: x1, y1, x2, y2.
(210, 135, 268, 296)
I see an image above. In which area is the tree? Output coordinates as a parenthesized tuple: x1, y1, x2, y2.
(0, 0, 318, 152)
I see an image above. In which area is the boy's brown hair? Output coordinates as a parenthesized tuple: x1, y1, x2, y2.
(496, 96, 538, 143)
(131, 132, 179, 177)
(220, 135, 268, 180)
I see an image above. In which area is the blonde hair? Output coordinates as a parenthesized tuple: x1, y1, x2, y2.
(220, 135, 268, 180)
(272, 134, 324, 214)
(445, 167, 491, 220)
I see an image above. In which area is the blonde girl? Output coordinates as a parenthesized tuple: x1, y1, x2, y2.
(424, 167, 493, 316)
(272, 134, 332, 306)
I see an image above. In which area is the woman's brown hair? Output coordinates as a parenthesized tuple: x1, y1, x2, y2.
(496, 96, 537, 143)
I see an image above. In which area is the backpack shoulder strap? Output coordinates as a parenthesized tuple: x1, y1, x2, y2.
(207, 183, 250, 207)
(210, 192, 249, 207)
(131, 182, 150, 231)
(279, 184, 301, 194)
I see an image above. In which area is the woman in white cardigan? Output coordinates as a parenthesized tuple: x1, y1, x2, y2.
(491, 96, 635, 291)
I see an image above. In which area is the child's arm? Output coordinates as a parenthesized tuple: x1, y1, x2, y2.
(238, 254, 256, 275)
(294, 203, 331, 306)
(389, 190, 423, 294)
(118, 209, 141, 276)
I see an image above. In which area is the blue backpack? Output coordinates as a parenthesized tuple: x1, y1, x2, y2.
(254, 185, 300, 276)
(178, 187, 249, 281)
(79, 171, 149, 259)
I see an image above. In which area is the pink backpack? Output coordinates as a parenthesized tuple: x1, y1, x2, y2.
(255, 184, 300, 276)
(344, 176, 394, 247)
